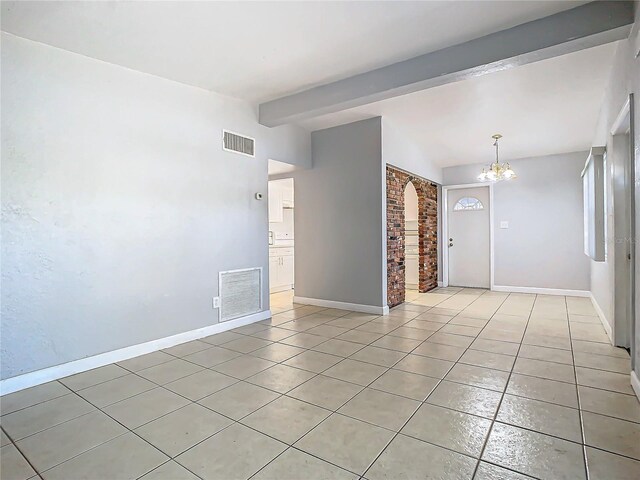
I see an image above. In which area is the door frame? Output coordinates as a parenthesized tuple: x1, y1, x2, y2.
(442, 183, 494, 289)
(609, 95, 635, 349)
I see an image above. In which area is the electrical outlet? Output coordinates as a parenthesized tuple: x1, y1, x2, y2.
(212, 297, 220, 309)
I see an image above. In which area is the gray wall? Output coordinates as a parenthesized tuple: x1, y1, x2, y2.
(1, 34, 310, 379)
(293, 118, 386, 307)
(590, 11, 640, 374)
(443, 152, 591, 291)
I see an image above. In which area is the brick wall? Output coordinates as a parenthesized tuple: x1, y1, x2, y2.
(386, 165, 438, 307)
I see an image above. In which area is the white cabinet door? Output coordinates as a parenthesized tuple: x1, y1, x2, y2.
(281, 183, 294, 207)
(281, 255, 294, 287)
(269, 256, 280, 290)
(268, 183, 283, 222)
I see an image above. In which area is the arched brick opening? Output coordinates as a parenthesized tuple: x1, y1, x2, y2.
(386, 165, 438, 308)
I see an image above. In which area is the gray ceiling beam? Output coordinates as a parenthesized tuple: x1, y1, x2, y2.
(259, 1, 635, 127)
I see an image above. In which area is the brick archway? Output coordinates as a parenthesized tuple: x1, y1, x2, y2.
(386, 165, 438, 307)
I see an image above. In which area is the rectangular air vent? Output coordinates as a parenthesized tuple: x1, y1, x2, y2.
(223, 130, 255, 157)
(219, 267, 262, 322)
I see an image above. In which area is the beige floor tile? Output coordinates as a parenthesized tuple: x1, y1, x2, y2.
(201, 331, 244, 345)
(1, 382, 70, 416)
(389, 326, 433, 341)
(250, 343, 305, 362)
(312, 338, 365, 357)
(412, 342, 465, 361)
(140, 461, 201, 480)
(349, 345, 406, 367)
(506, 373, 578, 408)
(336, 330, 383, 345)
(182, 346, 241, 367)
(449, 316, 489, 328)
(222, 336, 273, 354)
(233, 323, 269, 335)
(393, 354, 453, 379)
(42, 432, 167, 480)
(497, 394, 582, 442)
(249, 326, 296, 342)
(445, 363, 510, 392)
(175, 423, 286, 480)
(482, 423, 586, 479)
(366, 434, 476, 480)
(402, 319, 444, 332)
(1, 429, 10, 447)
(103, 387, 190, 429)
(573, 352, 630, 374)
(355, 321, 401, 334)
(578, 386, 640, 423)
(281, 333, 332, 349)
(572, 340, 630, 358)
(117, 351, 175, 372)
(459, 350, 515, 372)
(252, 447, 358, 480)
(522, 333, 571, 350)
(439, 324, 482, 337)
(137, 359, 204, 385)
(426, 380, 502, 418)
(198, 381, 280, 420)
(212, 355, 276, 380)
(582, 411, 640, 460)
(470, 338, 520, 356)
(77, 373, 156, 408)
(1, 393, 95, 441)
(164, 369, 237, 400)
(162, 340, 211, 357)
(518, 344, 574, 365)
(59, 364, 128, 391)
(370, 335, 422, 353)
(402, 403, 491, 457)
(325, 317, 368, 329)
(570, 323, 610, 343)
(242, 396, 330, 444)
(295, 413, 394, 475)
(479, 328, 524, 343)
(426, 332, 474, 348)
(135, 403, 232, 457)
(338, 388, 419, 431)
(305, 324, 349, 338)
(474, 461, 531, 480)
(247, 364, 316, 394)
(0, 444, 36, 480)
(323, 359, 387, 386)
(288, 374, 363, 410)
(585, 446, 640, 480)
(16, 410, 126, 472)
(369, 368, 439, 401)
(283, 350, 342, 373)
(513, 357, 575, 383)
(575, 366, 635, 395)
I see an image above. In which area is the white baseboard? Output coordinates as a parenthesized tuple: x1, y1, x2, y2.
(293, 296, 389, 315)
(0, 309, 272, 395)
(631, 371, 640, 402)
(589, 292, 613, 344)
(492, 285, 591, 297)
(437, 281, 444, 287)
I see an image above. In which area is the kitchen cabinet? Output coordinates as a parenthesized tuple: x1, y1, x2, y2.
(269, 247, 294, 293)
(268, 183, 284, 223)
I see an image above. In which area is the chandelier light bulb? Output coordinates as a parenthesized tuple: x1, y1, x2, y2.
(478, 134, 516, 182)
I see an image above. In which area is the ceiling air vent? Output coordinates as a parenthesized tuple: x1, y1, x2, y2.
(223, 130, 255, 157)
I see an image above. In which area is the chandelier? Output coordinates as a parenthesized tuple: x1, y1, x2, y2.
(477, 134, 516, 182)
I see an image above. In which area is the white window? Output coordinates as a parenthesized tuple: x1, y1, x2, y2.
(453, 197, 484, 211)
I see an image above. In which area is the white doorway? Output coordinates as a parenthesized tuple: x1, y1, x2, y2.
(268, 178, 295, 295)
(404, 182, 419, 291)
(610, 96, 635, 349)
(444, 185, 491, 288)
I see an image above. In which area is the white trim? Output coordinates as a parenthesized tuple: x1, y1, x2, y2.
(0, 310, 272, 395)
(631, 371, 640, 402)
(589, 292, 614, 344)
(610, 97, 631, 135)
(492, 285, 591, 297)
(293, 296, 389, 315)
(442, 183, 494, 289)
(437, 281, 444, 287)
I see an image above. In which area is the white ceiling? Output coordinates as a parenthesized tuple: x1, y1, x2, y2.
(1, 0, 588, 103)
(299, 43, 617, 167)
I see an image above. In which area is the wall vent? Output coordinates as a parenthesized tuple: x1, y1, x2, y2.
(223, 130, 255, 157)
(219, 268, 262, 322)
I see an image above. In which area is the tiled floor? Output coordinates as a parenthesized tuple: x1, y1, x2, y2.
(2, 288, 639, 479)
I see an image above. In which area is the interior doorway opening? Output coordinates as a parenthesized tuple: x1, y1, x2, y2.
(404, 182, 419, 294)
(268, 178, 295, 310)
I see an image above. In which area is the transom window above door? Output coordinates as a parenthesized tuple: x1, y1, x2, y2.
(453, 197, 484, 211)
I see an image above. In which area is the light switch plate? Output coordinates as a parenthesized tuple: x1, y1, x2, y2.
(500, 221, 509, 229)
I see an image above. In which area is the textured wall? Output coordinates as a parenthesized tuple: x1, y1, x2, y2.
(386, 165, 438, 307)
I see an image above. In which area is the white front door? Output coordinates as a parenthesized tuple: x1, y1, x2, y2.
(447, 186, 490, 288)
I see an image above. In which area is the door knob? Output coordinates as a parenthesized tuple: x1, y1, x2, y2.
(449, 243, 453, 247)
